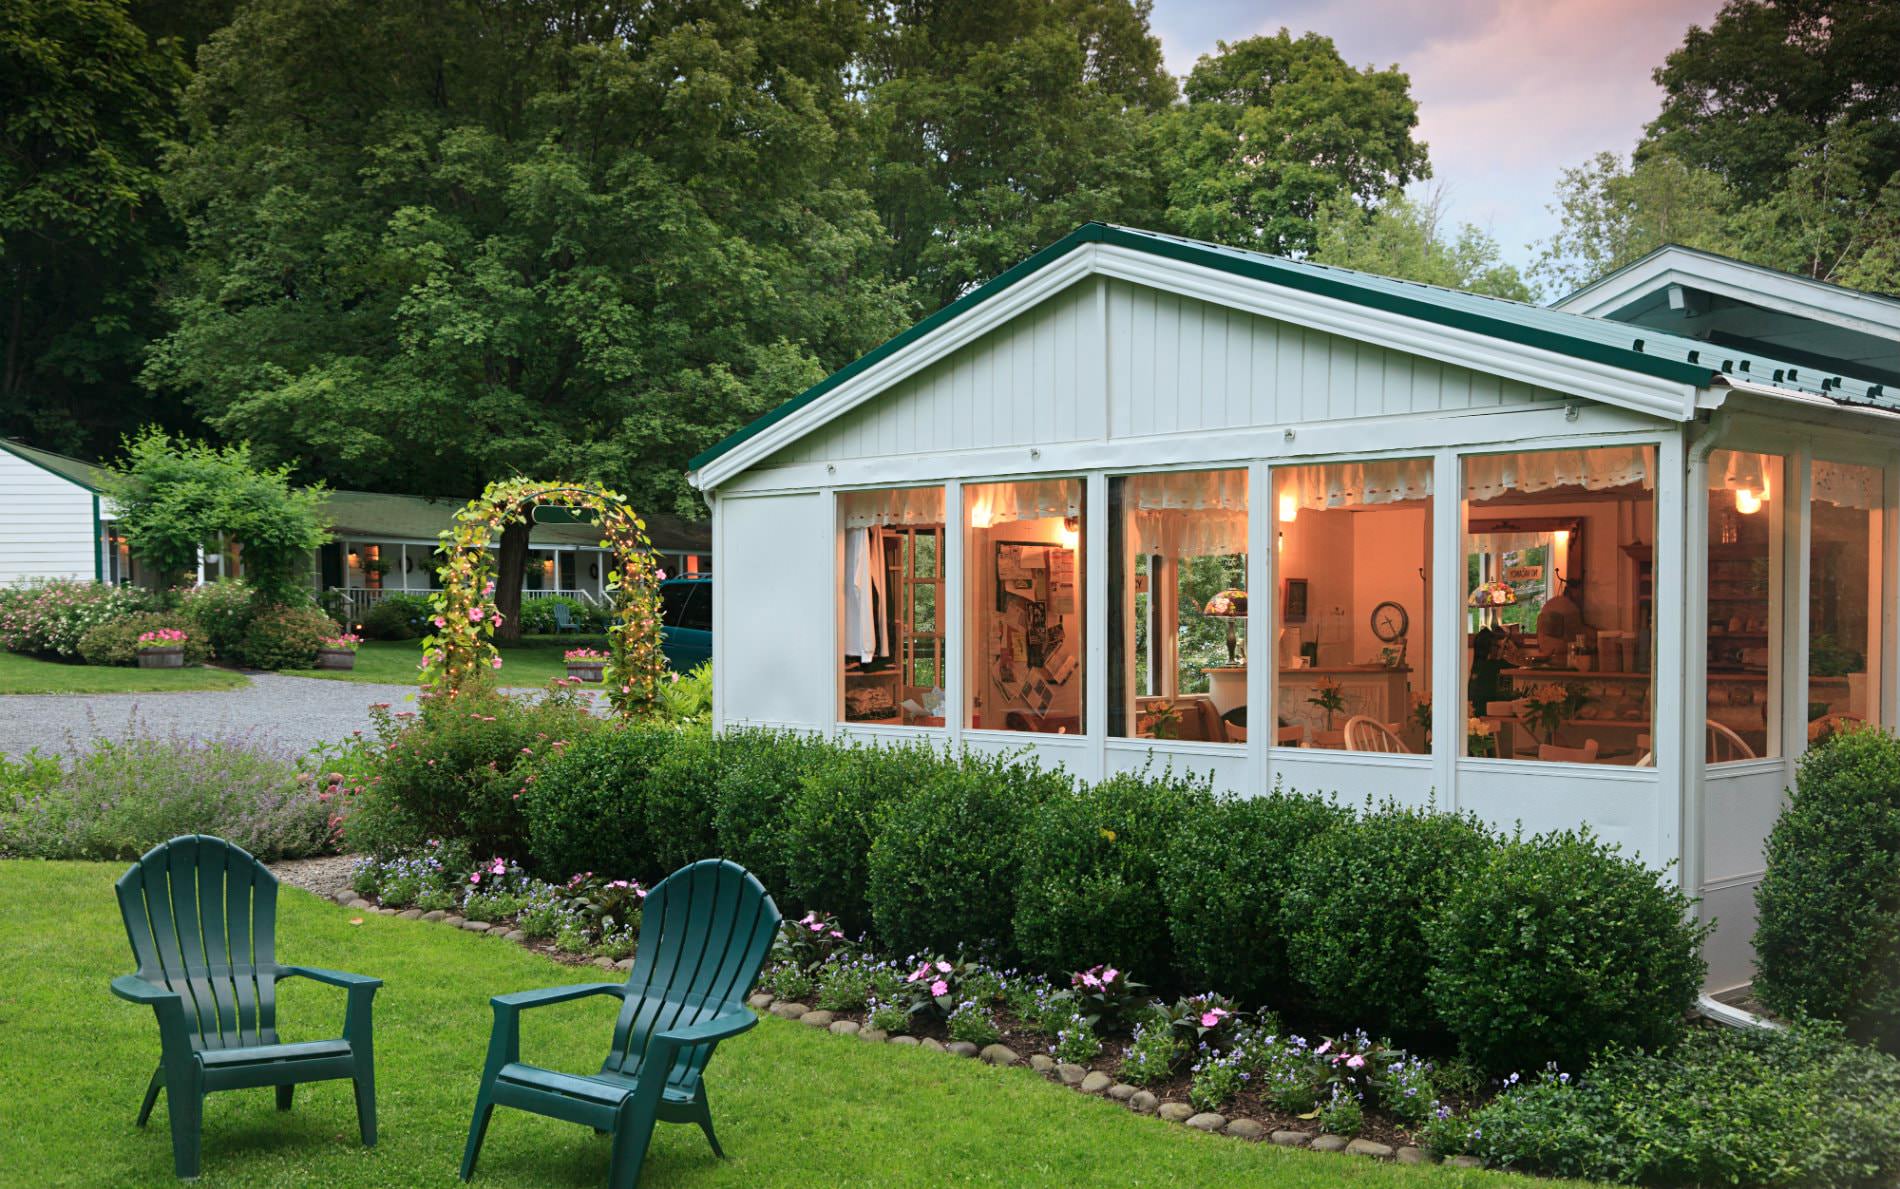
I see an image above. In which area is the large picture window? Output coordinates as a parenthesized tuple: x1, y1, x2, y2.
(1273, 461, 1432, 753)
(965, 480, 1084, 733)
(840, 487, 946, 727)
(1108, 469, 1247, 743)
(1705, 451, 1783, 762)
(1807, 460, 1883, 741)
(1464, 446, 1656, 765)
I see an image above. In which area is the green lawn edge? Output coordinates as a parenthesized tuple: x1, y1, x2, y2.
(0, 860, 1542, 1188)
(0, 651, 250, 695)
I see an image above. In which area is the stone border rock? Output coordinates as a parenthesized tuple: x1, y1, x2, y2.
(329, 890, 1471, 1173)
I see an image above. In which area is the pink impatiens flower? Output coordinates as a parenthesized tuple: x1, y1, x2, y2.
(1200, 1011, 1223, 1028)
(469, 872, 482, 884)
(1346, 1054, 1366, 1070)
(929, 979, 949, 997)
(935, 960, 952, 974)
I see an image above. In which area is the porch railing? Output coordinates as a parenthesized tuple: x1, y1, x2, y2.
(326, 586, 601, 621)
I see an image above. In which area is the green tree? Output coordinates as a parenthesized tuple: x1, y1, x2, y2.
(146, 0, 909, 637)
(1160, 30, 1429, 256)
(1312, 188, 1534, 301)
(1645, 0, 1900, 207)
(0, 0, 189, 456)
(102, 427, 330, 598)
(863, 0, 1177, 310)
(1531, 152, 1739, 295)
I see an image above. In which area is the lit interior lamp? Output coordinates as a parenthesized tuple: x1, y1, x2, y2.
(1203, 589, 1248, 664)
(1735, 488, 1763, 515)
(969, 497, 994, 529)
(1059, 515, 1080, 550)
(1278, 492, 1299, 523)
(1467, 580, 1517, 626)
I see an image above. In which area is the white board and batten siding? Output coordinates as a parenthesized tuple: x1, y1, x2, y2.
(748, 277, 1566, 484)
(0, 447, 98, 585)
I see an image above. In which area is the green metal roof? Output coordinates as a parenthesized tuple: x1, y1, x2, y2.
(0, 438, 106, 492)
(323, 489, 709, 553)
(689, 223, 1900, 476)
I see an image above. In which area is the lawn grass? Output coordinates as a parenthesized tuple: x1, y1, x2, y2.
(0, 651, 249, 695)
(283, 636, 609, 689)
(0, 862, 1531, 1189)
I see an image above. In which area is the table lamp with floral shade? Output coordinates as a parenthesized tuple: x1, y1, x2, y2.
(1467, 580, 1517, 627)
(1203, 589, 1248, 665)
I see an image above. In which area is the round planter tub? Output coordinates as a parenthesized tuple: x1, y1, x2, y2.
(315, 648, 358, 670)
(565, 662, 606, 683)
(137, 647, 185, 669)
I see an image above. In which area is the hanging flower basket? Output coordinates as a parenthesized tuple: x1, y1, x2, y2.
(565, 648, 609, 683)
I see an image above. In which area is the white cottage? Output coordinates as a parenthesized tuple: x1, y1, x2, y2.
(694, 225, 1897, 991)
(0, 438, 110, 585)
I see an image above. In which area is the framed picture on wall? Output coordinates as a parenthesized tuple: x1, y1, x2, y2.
(1282, 577, 1309, 624)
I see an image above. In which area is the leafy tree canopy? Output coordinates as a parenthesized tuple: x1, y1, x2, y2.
(863, 0, 1178, 311)
(0, 0, 191, 455)
(1160, 30, 1430, 256)
(145, 0, 911, 523)
(102, 427, 330, 599)
(1313, 188, 1534, 302)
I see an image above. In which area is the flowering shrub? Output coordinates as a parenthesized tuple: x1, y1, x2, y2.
(351, 685, 597, 860)
(1318, 1084, 1365, 1135)
(774, 909, 853, 970)
(1054, 964, 1148, 1033)
(178, 579, 257, 657)
(866, 997, 909, 1035)
(945, 1000, 1000, 1047)
(1189, 1049, 1248, 1111)
(1166, 992, 1241, 1049)
(321, 633, 363, 652)
(1119, 1022, 1183, 1086)
(234, 602, 341, 670)
(815, 954, 904, 1013)
(0, 579, 150, 657)
(77, 613, 212, 666)
(1049, 1012, 1101, 1065)
(1379, 1053, 1439, 1127)
(0, 725, 336, 860)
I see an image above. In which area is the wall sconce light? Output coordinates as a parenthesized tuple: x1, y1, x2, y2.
(1278, 493, 1299, 523)
(347, 549, 360, 570)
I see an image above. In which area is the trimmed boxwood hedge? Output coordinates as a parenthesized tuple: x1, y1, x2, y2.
(359, 710, 1724, 1071)
(1756, 727, 1900, 1051)
(1014, 768, 1212, 990)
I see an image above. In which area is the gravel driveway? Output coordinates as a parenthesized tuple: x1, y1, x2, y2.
(0, 674, 429, 757)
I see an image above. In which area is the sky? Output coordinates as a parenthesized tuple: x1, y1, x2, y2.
(1148, 0, 1726, 273)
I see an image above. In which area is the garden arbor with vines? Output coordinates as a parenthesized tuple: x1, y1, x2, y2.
(421, 479, 668, 715)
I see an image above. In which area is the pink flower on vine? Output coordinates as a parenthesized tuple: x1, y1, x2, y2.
(433, 616, 446, 628)
(468, 607, 484, 622)
(490, 656, 503, 670)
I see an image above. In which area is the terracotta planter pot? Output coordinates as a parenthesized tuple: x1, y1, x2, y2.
(566, 662, 606, 683)
(316, 648, 358, 670)
(137, 647, 185, 669)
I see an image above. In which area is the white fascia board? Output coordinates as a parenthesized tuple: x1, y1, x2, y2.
(695, 244, 1700, 491)
(1093, 246, 1701, 423)
(691, 245, 1101, 490)
(1558, 251, 1900, 344)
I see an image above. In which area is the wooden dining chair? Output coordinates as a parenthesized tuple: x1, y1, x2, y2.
(1342, 715, 1411, 754)
(1706, 720, 1756, 762)
(1537, 738, 1600, 764)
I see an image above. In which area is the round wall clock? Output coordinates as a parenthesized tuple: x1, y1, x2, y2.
(1370, 600, 1409, 642)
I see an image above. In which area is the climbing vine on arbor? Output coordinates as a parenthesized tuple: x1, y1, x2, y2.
(421, 479, 667, 716)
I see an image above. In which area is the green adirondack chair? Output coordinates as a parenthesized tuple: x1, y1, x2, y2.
(110, 835, 381, 1179)
(461, 859, 780, 1189)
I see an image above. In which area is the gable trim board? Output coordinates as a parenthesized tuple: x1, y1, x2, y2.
(1556, 243, 1900, 344)
(689, 224, 1730, 491)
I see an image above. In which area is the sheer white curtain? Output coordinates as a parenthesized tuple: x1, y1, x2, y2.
(1812, 460, 1884, 510)
(1121, 470, 1248, 557)
(966, 480, 1081, 527)
(1464, 447, 1652, 501)
(841, 486, 945, 527)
